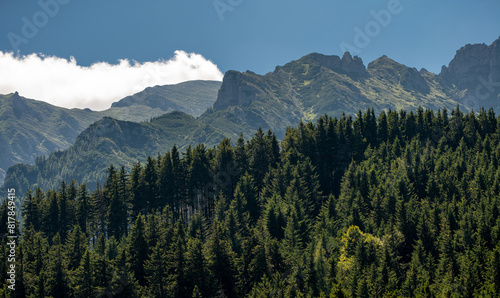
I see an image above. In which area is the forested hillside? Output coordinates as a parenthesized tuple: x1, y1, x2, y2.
(0, 81, 221, 186)
(4, 37, 500, 197)
(2, 112, 227, 198)
(1, 107, 500, 297)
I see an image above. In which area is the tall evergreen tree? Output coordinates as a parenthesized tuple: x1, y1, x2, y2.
(75, 184, 90, 234)
(107, 165, 128, 240)
(71, 249, 94, 298)
(127, 214, 148, 286)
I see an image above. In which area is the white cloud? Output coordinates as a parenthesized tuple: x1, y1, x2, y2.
(0, 51, 224, 111)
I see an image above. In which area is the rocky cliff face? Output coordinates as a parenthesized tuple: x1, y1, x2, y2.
(304, 52, 368, 77)
(441, 43, 491, 88)
(306, 53, 342, 70)
(209, 50, 464, 141)
(213, 71, 263, 110)
(399, 67, 430, 94)
(340, 52, 369, 77)
(439, 37, 500, 109)
(366, 55, 430, 94)
(440, 37, 500, 89)
(213, 52, 370, 111)
(490, 38, 500, 83)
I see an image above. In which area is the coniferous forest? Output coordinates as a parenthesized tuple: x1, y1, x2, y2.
(2, 106, 500, 297)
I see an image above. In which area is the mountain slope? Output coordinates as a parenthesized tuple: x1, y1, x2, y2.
(0, 92, 102, 183)
(201, 52, 464, 139)
(108, 80, 221, 118)
(440, 37, 500, 110)
(3, 112, 227, 194)
(0, 80, 221, 184)
(3, 37, 500, 197)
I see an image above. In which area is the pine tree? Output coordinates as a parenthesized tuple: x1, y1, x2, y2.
(111, 245, 140, 297)
(206, 221, 237, 297)
(190, 143, 211, 212)
(168, 220, 188, 297)
(43, 190, 59, 241)
(171, 145, 186, 218)
(215, 139, 238, 199)
(143, 156, 159, 212)
(67, 180, 78, 201)
(265, 129, 281, 168)
(58, 181, 71, 242)
(158, 152, 174, 213)
(185, 237, 210, 297)
(192, 285, 202, 298)
(235, 172, 259, 223)
(235, 133, 248, 174)
(107, 166, 128, 240)
(490, 247, 500, 296)
(75, 183, 90, 234)
(93, 234, 112, 295)
(378, 111, 388, 143)
(71, 249, 94, 298)
(90, 184, 107, 239)
(145, 239, 167, 297)
(129, 162, 145, 218)
(64, 225, 85, 272)
(127, 214, 148, 286)
(330, 283, 346, 298)
(45, 233, 67, 298)
(22, 230, 48, 297)
(249, 127, 271, 189)
(21, 190, 38, 229)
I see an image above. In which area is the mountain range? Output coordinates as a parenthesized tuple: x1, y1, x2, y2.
(0, 80, 221, 184)
(2, 36, 500, 197)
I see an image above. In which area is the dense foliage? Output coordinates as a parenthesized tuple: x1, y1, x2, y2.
(3, 112, 227, 199)
(2, 107, 500, 297)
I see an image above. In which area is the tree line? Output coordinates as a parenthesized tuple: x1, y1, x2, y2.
(1, 106, 500, 297)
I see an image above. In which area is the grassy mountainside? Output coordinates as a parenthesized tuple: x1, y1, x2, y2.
(109, 80, 221, 118)
(202, 53, 464, 139)
(3, 38, 500, 197)
(0, 92, 102, 184)
(0, 80, 221, 184)
(0, 53, 474, 195)
(3, 112, 227, 195)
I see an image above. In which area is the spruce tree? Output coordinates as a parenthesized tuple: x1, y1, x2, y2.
(71, 249, 94, 298)
(127, 214, 148, 286)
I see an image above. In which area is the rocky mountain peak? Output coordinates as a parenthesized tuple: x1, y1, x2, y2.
(340, 52, 368, 77)
(291, 52, 369, 77)
(367, 55, 397, 68)
(305, 53, 342, 70)
(212, 70, 261, 110)
(367, 55, 430, 94)
(490, 37, 500, 82)
(77, 116, 147, 150)
(440, 37, 500, 89)
(213, 52, 372, 111)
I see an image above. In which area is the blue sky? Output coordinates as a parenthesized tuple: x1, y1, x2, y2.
(0, 0, 499, 109)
